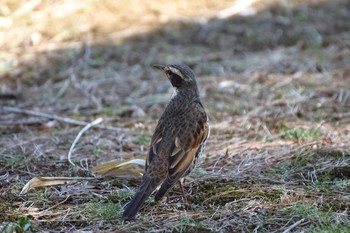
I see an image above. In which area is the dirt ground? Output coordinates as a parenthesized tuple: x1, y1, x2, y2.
(0, 0, 349, 232)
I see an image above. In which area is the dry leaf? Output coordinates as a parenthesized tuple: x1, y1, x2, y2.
(20, 177, 93, 194)
(92, 158, 145, 176)
(21, 159, 146, 194)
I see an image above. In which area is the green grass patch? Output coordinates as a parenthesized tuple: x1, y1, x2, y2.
(285, 204, 350, 231)
(106, 189, 135, 203)
(268, 164, 291, 174)
(1, 154, 33, 170)
(101, 107, 116, 116)
(316, 150, 350, 158)
(78, 189, 135, 221)
(135, 134, 151, 145)
(283, 128, 321, 141)
(0, 216, 35, 233)
(189, 181, 284, 205)
(93, 145, 102, 159)
(80, 200, 123, 221)
(167, 215, 211, 232)
(310, 224, 350, 233)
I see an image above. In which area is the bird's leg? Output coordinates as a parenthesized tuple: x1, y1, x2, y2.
(166, 193, 170, 203)
(178, 181, 188, 204)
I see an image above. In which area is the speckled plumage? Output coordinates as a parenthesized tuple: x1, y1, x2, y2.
(122, 64, 209, 220)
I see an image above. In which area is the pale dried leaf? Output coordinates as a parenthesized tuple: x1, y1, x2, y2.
(92, 158, 145, 176)
(20, 177, 93, 194)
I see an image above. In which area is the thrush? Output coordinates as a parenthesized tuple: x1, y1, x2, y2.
(122, 64, 209, 220)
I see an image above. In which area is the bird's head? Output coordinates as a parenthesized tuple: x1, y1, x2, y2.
(152, 64, 198, 91)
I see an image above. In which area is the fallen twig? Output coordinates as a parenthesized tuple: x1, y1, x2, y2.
(0, 119, 43, 125)
(282, 218, 305, 233)
(1, 106, 126, 131)
(67, 118, 103, 167)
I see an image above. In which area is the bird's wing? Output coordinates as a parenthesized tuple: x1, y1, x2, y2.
(145, 118, 165, 171)
(154, 104, 209, 201)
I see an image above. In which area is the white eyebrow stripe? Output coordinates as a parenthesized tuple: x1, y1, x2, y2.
(168, 67, 184, 79)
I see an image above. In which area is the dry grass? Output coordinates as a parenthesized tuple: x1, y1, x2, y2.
(1, 0, 350, 232)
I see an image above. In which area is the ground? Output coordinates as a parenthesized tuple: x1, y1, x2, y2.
(0, 0, 349, 232)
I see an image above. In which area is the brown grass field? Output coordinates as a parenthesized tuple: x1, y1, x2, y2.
(0, 0, 349, 232)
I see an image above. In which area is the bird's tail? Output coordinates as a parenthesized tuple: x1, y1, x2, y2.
(122, 177, 153, 220)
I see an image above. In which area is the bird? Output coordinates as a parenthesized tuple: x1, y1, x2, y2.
(122, 64, 209, 220)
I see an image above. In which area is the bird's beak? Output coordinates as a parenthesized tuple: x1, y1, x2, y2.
(151, 64, 167, 71)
